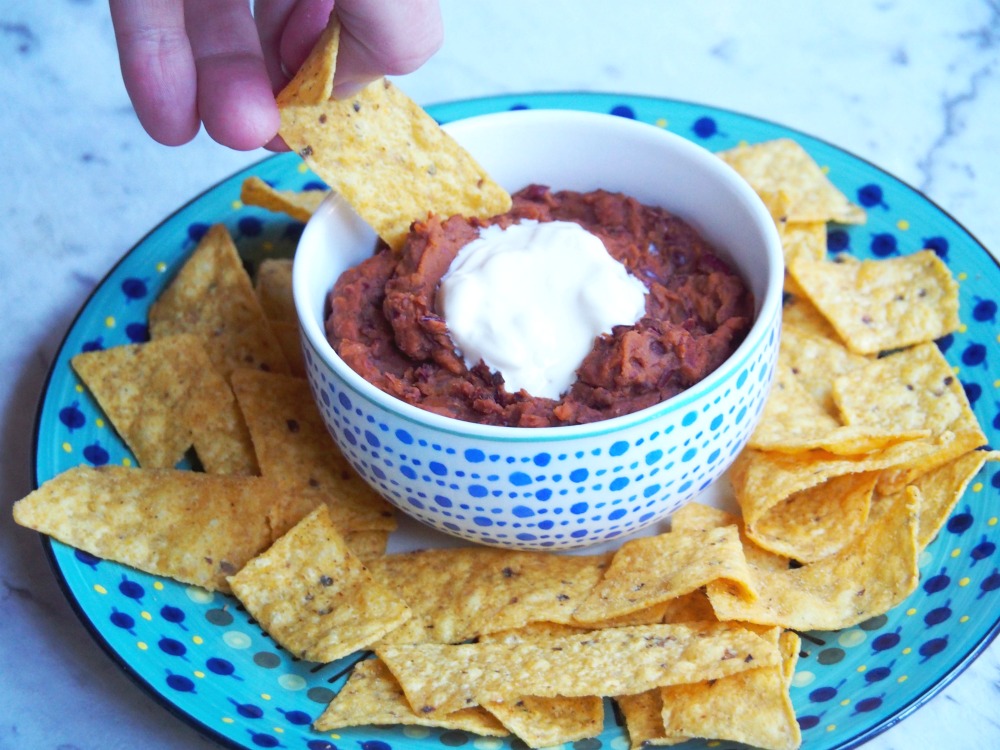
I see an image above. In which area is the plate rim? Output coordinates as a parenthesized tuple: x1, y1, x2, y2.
(31, 91, 1000, 750)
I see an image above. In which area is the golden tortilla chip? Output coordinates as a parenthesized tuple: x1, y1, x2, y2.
(369, 547, 611, 645)
(230, 368, 396, 536)
(377, 623, 781, 716)
(572, 526, 756, 624)
(254, 257, 297, 323)
(314, 657, 508, 735)
(149, 224, 290, 379)
(72, 334, 257, 475)
(268, 320, 306, 377)
(781, 274, 841, 341)
(749, 363, 925, 454)
(277, 16, 510, 251)
(778, 324, 871, 417)
(617, 691, 682, 749)
(656, 630, 801, 750)
(787, 251, 960, 355)
(483, 695, 604, 749)
(780, 220, 827, 266)
(281, 77, 511, 251)
(659, 589, 718, 624)
(747, 471, 877, 562)
(718, 138, 865, 224)
(275, 14, 340, 107)
(343, 529, 390, 564)
(832, 343, 987, 492)
(707, 487, 920, 630)
(228, 505, 411, 664)
(904, 449, 999, 549)
(241, 177, 329, 224)
(13, 465, 274, 593)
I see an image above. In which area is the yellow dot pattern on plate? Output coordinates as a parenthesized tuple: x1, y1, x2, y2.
(990, 517, 998, 527)
(898, 674, 909, 683)
(958, 271, 968, 281)
(902, 647, 912, 655)
(952, 548, 962, 558)
(153, 581, 164, 591)
(156, 261, 168, 272)
(186, 587, 214, 604)
(232, 200, 243, 210)
(261, 693, 272, 701)
(93, 584, 107, 595)
(95, 418, 105, 428)
(906, 607, 918, 616)
(192, 635, 204, 645)
(121, 457, 132, 467)
(105, 316, 116, 328)
(404, 727, 431, 740)
(141, 611, 152, 621)
(840, 698, 851, 707)
(959, 577, 971, 587)
(222, 717, 234, 725)
(896, 219, 910, 230)
(857, 664, 867, 673)
(655, 118, 668, 128)
(297, 162, 309, 173)
(609, 737, 631, 750)
(273, 727, 285, 734)
(972, 482, 984, 493)
(75, 384, 84, 393)
(137, 641, 148, 651)
(472, 737, 503, 750)
(960, 615, 970, 623)
(826, 724, 837, 733)
(62, 442, 72, 453)
(194, 670, 206, 679)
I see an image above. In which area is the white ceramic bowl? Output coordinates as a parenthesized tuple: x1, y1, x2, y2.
(294, 109, 783, 550)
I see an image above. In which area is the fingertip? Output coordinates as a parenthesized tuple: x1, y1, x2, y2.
(198, 57, 282, 151)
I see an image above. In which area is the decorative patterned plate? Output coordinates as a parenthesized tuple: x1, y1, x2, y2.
(33, 93, 1000, 750)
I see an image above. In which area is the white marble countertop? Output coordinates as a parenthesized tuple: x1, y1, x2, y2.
(2, 1, 998, 748)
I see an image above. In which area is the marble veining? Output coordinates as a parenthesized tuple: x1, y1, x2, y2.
(1, 1, 998, 749)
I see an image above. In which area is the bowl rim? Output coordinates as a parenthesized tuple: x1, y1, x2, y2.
(293, 108, 784, 441)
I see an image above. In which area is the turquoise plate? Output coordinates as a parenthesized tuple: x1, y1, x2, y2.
(33, 93, 1000, 750)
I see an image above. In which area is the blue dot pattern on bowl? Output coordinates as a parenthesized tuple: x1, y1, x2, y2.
(302, 313, 779, 550)
(31, 93, 1000, 750)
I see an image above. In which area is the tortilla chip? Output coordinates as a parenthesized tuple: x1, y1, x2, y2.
(572, 526, 756, 624)
(254, 257, 297, 323)
(13, 465, 274, 593)
(368, 547, 611, 645)
(778, 324, 871, 417)
(343, 529, 390, 564)
(279, 38, 511, 253)
(780, 220, 827, 266)
(275, 13, 340, 107)
(617, 691, 682, 749)
(718, 138, 865, 224)
(314, 657, 508, 735)
(747, 471, 877, 563)
(149, 224, 290, 379)
(230, 368, 396, 536)
(268, 320, 306, 377)
(377, 623, 782, 716)
(483, 696, 604, 749)
(903, 450, 999, 549)
(228, 505, 410, 663)
(659, 589, 718, 624)
(71, 334, 257, 474)
(782, 274, 841, 341)
(656, 630, 801, 750)
(788, 251, 960, 355)
(748, 363, 925, 454)
(832, 343, 987, 492)
(707, 487, 920, 630)
(70, 335, 204, 469)
(241, 176, 329, 224)
(281, 77, 511, 251)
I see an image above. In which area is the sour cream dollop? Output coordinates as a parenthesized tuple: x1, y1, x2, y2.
(437, 220, 648, 400)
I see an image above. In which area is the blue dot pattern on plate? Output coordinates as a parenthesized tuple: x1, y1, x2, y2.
(32, 93, 1000, 750)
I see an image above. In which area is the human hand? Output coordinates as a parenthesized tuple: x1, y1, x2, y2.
(109, 0, 443, 151)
